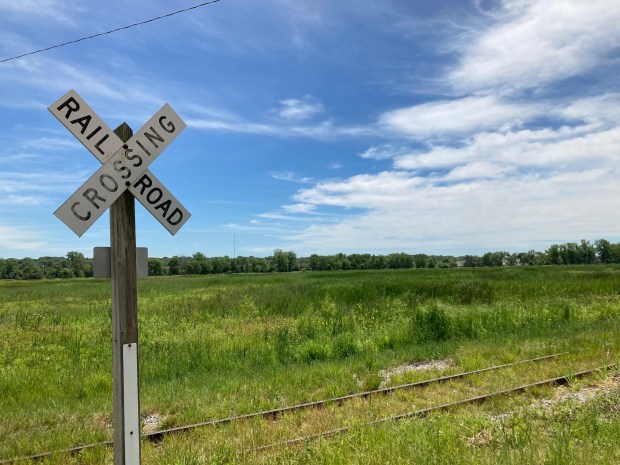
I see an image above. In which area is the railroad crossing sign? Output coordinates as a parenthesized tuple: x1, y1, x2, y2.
(49, 89, 190, 236)
(49, 89, 192, 465)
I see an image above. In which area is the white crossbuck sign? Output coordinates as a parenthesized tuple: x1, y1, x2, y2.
(50, 89, 190, 236)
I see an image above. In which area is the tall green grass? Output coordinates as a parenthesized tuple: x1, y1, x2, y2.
(0, 265, 618, 460)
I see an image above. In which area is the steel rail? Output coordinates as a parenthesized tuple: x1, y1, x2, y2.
(250, 363, 618, 453)
(0, 351, 569, 464)
(145, 352, 567, 440)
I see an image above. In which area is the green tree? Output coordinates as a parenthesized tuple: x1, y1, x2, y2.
(547, 244, 562, 265)
(462, 255, 481, 267)
(148, 258, 163, 276)
(4, 259, 20, 279)
(413, 254, 429, 268)
(559, 242, 579, 264)
(66, 251, 86, 277)
(20, 258, 43, 279)
(211, 256, 231, 274)
(187, 260, 202, 275)
(595, 239, 612, 263)
(482, 251, 507, 267)
(387, 253, 413, 269)
(579, 239, 596, 264)
(168, 256, 180, 275)
(272, 249, 297, 272)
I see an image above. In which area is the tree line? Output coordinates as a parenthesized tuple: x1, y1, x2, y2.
(1, 239, 620, 280)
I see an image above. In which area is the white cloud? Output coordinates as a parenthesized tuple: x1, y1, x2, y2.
(556, 93, 620, 126)
(294, 171, 425, 209)
(282, 203, 317, 214)
(0, 169, 91, 195)
(0, 194, 48, 206)
(186, 118, 281, 136)
(0, 0, 80, 23)
(272, 172, 314, 184)
(448, 0, 620, 92)
(380, 95, 536, 139)
(22, 136, 81, 151)
(187, 115, 373, 140)
(275, 95, 324, 121)
(0, 224, 48, 253)
(444, 161, 514, 180)
(282, 166, 620, 255)
(395, 125, 620, 171)
(359, 144, 412, 160)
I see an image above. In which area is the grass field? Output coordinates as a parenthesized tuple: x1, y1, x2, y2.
(1, 265, 619, 463)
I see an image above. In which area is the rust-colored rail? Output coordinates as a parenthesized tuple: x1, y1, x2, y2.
(0, 352, 574, 464)
(250, 363, 618, 453)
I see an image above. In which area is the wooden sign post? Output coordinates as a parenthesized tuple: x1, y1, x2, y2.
(49, 91, 190, 464)
(110, 123, 140, 464)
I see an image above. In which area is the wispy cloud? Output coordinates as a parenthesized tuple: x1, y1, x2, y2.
(255, 0, 620, 255)
(282, 203, 317, 214)
(271, 171, 314, 184)
(21, 136, 82, 151)
(394, 125, 620, 171)
(359, 144, 412, 160)
(282, 165, 620, 255)
(0, 169, 92, 195)
(274, 95, 324, 121)
(0, 194, 48, 206)
(380, 95, 537, 139)
(447, 0, 620, 93)
(0, 0, 81, 24)
(0, 224, 49, 253)
(187, 114, 374, 140)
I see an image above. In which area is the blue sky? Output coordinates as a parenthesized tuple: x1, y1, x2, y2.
(1, 0, 619, 259)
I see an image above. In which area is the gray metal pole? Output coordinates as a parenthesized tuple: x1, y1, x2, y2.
(111, 123, 141, 465)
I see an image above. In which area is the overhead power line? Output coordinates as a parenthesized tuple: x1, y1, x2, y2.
(0, 0, 222, 63)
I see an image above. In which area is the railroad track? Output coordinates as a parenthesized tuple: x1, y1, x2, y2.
(2, 352, 614, 464)
(251, 363, 618, 453)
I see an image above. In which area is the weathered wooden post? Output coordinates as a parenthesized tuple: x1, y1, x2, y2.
(110, 123, 140, 464)
(48, 90, 190, 464)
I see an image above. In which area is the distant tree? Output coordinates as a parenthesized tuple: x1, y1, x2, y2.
(59, 268, 73, 279)
(334, 253, 351, 270)
(547, 244, 562, 265)
(4, 259, 20, 279)
(200, 258, 213, 274)
(413, 254, 429, 269)
(387, 253, 413, 269)
(211, 256, 231, 274)
(559, 243, 579, 264)
(191, 252, 212, 274)
(611, 243, 620, 263)
(272, 249, 297, 272)
(66, 251, 85, 277)
(370, 255, 387, 269)
(187, 260, 202, 275)
(148, 258, 163, 276)
(579, 239, 596, 264)
(250, 256, 270, 273)
(462, 255, 481, 267)
(19, 258, 43, 279)
(168, 256, 180, 275)
(482, 251, 507, 267)
(595, 239, 612, 263)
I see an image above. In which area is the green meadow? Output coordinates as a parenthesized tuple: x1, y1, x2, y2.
(1, 265, 619, 463)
